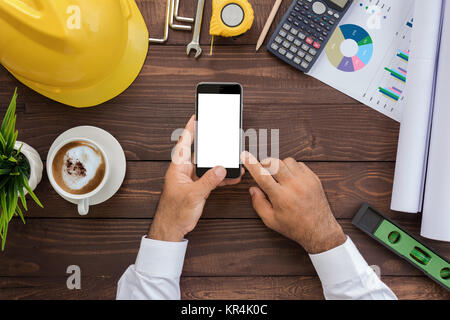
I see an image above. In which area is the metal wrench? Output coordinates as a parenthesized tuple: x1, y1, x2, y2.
(186, 0, 205, 58)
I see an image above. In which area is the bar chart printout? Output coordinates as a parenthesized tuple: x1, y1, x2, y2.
(308, 0, 414, 121)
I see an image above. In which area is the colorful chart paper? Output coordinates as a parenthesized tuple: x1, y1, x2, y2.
(325, 24, 373, 72)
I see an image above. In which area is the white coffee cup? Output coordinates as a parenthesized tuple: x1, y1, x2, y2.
(47, 138, 110, 215)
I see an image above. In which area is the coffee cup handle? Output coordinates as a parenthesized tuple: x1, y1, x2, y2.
(78, 198, 89, 215)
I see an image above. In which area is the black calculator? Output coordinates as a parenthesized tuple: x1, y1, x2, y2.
(267, 0, 352, 72)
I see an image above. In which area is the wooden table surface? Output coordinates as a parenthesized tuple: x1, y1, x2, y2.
(0, 0, 449, 300)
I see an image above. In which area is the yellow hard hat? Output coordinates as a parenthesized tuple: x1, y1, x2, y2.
(0, 0, 149, 108)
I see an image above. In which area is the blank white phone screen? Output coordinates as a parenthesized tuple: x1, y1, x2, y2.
(197, 93, 240, 168)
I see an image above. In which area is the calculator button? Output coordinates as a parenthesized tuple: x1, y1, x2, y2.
(286, 52, 294, 60)
(305, 37, 313, 44)
(282, 40, 290, 48)
(334, 13, 340, 19)
(294, 5, 301, 11)
(287, 34, 294, 41)
(301, 43, 310, 51)
(298, 32, 306, 40)
(275, 36, 283, 44)
(327, 10, 333, 15)
(309, 48, 317, 55)
(312, 1, 326, 15)
(313, 42, 320, 49)
(294, 39, 302, 46)
(279, 30, 287, 37)
(297, 50, 306, 58)
(322, 31, 328, 36)
(319, 36, 325, 41)
(294, 21, 300, 27)
(290, 28, 299, 36)
(270, 43, 279, 51)
(283, 23, 291, 31)
(305, 54, 313, 62)
(294, 57, 302, 64)
(278, 48, 287, 55)
(288, 17, 293, 22)
(301, 61, 309, 69)
(290, 46, 298, 53)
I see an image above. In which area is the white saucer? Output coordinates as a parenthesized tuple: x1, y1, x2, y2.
(46, 126, 126, 206)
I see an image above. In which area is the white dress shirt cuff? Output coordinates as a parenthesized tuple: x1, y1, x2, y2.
(135, 236, 188, 278)
(309, 236, 368, 286)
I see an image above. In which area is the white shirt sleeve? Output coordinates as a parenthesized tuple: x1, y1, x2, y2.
(116, 236, 188, 300)
(117, 235, 397, 300)
(309, 236, 397, 300)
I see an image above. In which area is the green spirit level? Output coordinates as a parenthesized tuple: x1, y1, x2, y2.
(352, 203, 450, 291)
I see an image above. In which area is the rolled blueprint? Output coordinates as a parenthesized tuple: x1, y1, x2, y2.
(421, 1, 450, 242)
(390, 0, 444, 213)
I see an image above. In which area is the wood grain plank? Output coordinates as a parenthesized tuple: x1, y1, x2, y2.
(0, 96, 399, 162)
(1, 276, 448, 300)
(0, 44, 371, 107)
(1, 219, 448, 278)
(181, 276, 450, 300)
(23, 161, 401, 219)
(13, 103, 397, 162)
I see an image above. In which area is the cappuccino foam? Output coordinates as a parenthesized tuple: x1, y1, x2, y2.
(52, 141, 106, 195)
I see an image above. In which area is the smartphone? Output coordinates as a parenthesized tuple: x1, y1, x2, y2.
(195, 82, 243, 179)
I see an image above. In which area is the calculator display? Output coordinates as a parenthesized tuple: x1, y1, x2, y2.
(330, 0, 348, 9)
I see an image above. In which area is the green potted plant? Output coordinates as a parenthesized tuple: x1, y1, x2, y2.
(0, 89, 43, 250)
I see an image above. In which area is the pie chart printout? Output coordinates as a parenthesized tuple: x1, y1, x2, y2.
(326, 24, 373, 72)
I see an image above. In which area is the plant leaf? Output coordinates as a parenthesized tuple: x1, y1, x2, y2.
(0, 134, 6, 153)
(21, 173, 43, 208)
(11, 181, 18, 220)
(0, 192, 7, 225)
(0, 168, 10, 175)
(0, 176, 10, 190)
(1, 220, 7, 251)
(1, 88, 17, 136)
(18, 179, 27, 211)
(16, 205, 25, 224)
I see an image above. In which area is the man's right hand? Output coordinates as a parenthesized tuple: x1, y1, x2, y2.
(241, 151, 346, 254)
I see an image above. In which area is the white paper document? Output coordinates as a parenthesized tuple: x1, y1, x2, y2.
(421, 1, 450, 242)
(308, 0, 415, 121)
(391, 0, 450, 242)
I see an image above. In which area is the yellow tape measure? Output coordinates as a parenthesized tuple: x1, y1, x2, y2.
(209, 0, 254, 54)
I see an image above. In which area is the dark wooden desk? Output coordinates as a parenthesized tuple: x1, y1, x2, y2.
(0, 0, 448, 300)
